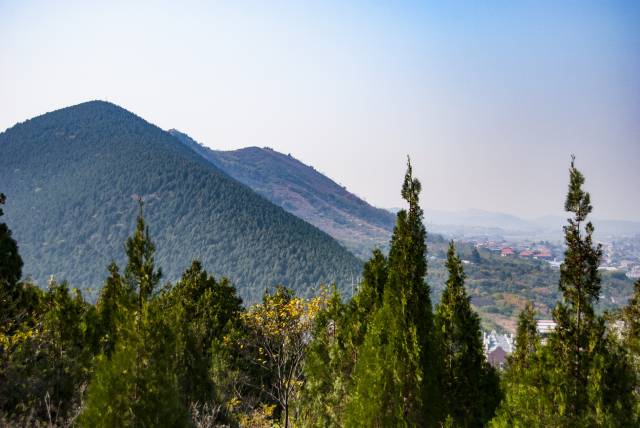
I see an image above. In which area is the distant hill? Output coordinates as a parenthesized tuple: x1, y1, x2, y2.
(0, 101, 362, 303)
(421, 208, 640, 241)
(169, 130, 396, 258)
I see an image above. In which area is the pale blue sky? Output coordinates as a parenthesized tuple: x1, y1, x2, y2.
(1, 1, 638, 220)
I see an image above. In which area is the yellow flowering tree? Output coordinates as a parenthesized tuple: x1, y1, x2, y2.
(241, 286, 326, 428)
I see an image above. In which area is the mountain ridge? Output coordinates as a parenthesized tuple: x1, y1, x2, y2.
(168, 129, 396, 258)
(0, 101, 362, 302)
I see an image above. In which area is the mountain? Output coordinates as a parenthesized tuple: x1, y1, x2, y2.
(420, 208, 640, 241)
(0, 101, 362, 303)
(168, 129, 396, 258)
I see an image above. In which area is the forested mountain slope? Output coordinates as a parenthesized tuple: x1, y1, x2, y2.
(0, 101, 362, 302)
(168, 129, 396, 258)
(167, 130, 636, 331)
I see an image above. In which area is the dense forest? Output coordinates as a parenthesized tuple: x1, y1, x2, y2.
(168, 129, 396, 259)
(1, 157, 639, 427)
(0, 101, 362, 303)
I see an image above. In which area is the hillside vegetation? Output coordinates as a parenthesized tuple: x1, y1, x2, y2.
(169, 130, 395, 258)
(169, 130, 637, 332)
(0, 101, 362, 302)
(2, 158, 638, 427)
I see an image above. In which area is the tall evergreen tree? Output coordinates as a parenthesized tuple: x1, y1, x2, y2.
(300, 251, 388, 427)
(492, 157, 637, 426)
(0, 193, 25, 330)
(622, 279, 640, 419)
(94, 262, 132, 356)
(622, 279, 640, 357)
(346, 158, 440, 427)
(0, 193, 22, 290)
(435, 241, 500, 426)
(550, 156, 605, 419)
(80, 202, 187, 427)
(490, 305, 558, 428)
(508, 301, 538, 372)
(168, 260, 243, 405)
(125, 200, 162, 307)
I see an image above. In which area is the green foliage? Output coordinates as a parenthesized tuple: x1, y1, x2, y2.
(3, 155, 640, 426)
(169, 130, 397, 260)
(166, 259, 243, 404)
(1, 281, 94, 421)
(0, 101, 362, 303)
(80, 208, 187, 427)
(491, 158, 638, 426)
(0, 193, 22, 287)
(80, 298, 187, 427)
(550, 157, 607, 418)
(0, 193, 25, 331)
(94, 262, 132, 356)
(347, 158, 440, 427)
(299, 251, 389, 427)
(125, 201, 162, 306)
(435, 242, 501, 426)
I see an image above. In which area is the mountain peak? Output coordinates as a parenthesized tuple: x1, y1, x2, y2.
(1, 105, 362, 302)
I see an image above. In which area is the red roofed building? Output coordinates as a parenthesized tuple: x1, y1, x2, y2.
(535, 249, 552, 259)
(501, 247, 514, 257)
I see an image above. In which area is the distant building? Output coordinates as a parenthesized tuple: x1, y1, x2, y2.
(487, 347, 509, 370)
(627, 265, 640, 279)
(536, 320, 557, 344)
(534, 248, 552, 259)
(501, 247, 514, 257)
(483, 330, 514, 369)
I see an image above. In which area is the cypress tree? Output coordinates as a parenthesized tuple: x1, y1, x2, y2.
(490, 305, 557, 427)
(80, 202, 187, 427)
(94, 262, 132, 356)
(346, 158, 440, 427)
(435, 241, 500, 426)
(0, 193, 22, 289)
(168, 260, 243, 405)
(549, 156, 604, 420)
(299, 287, 347, 427)
(508, 301, 538, 372)
(491, 158, 637, 426)
(623, 279, 640, 356)
(300, 250, 388, 427)
(0, 193, 25, 330)
(622, 279, 640, 419)
(125, 200, 162, 307)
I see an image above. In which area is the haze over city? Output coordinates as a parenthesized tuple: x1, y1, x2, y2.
(2, 0, 638, 220)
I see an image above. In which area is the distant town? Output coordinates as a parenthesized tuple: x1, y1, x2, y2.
(454, 234, 640, 279)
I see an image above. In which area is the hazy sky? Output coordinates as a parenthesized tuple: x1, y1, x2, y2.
(1, 1, 639, 220)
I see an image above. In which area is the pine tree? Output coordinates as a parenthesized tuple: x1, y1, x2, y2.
(0, 193, 25, 331)
(490, 303, 557, 427)
(623, 279, 640, 357)
(299, 287, 347, 427)
(549, 156, 605, 420)
(0, 193, 22, 290)
(622, 279, 640, 419)
(346, 158, 440, 427)
(168, 260, 243, 405)
(510, 302, 538, 369)
(95, 262, 132, 356)
(300, 251, 388, 427)
(80, 202, 187, 427)
(125, 200, 162, 307)
(435, 242, 500, 426)
(80, 298, 187, 427)
(491, 158, 638, 426)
